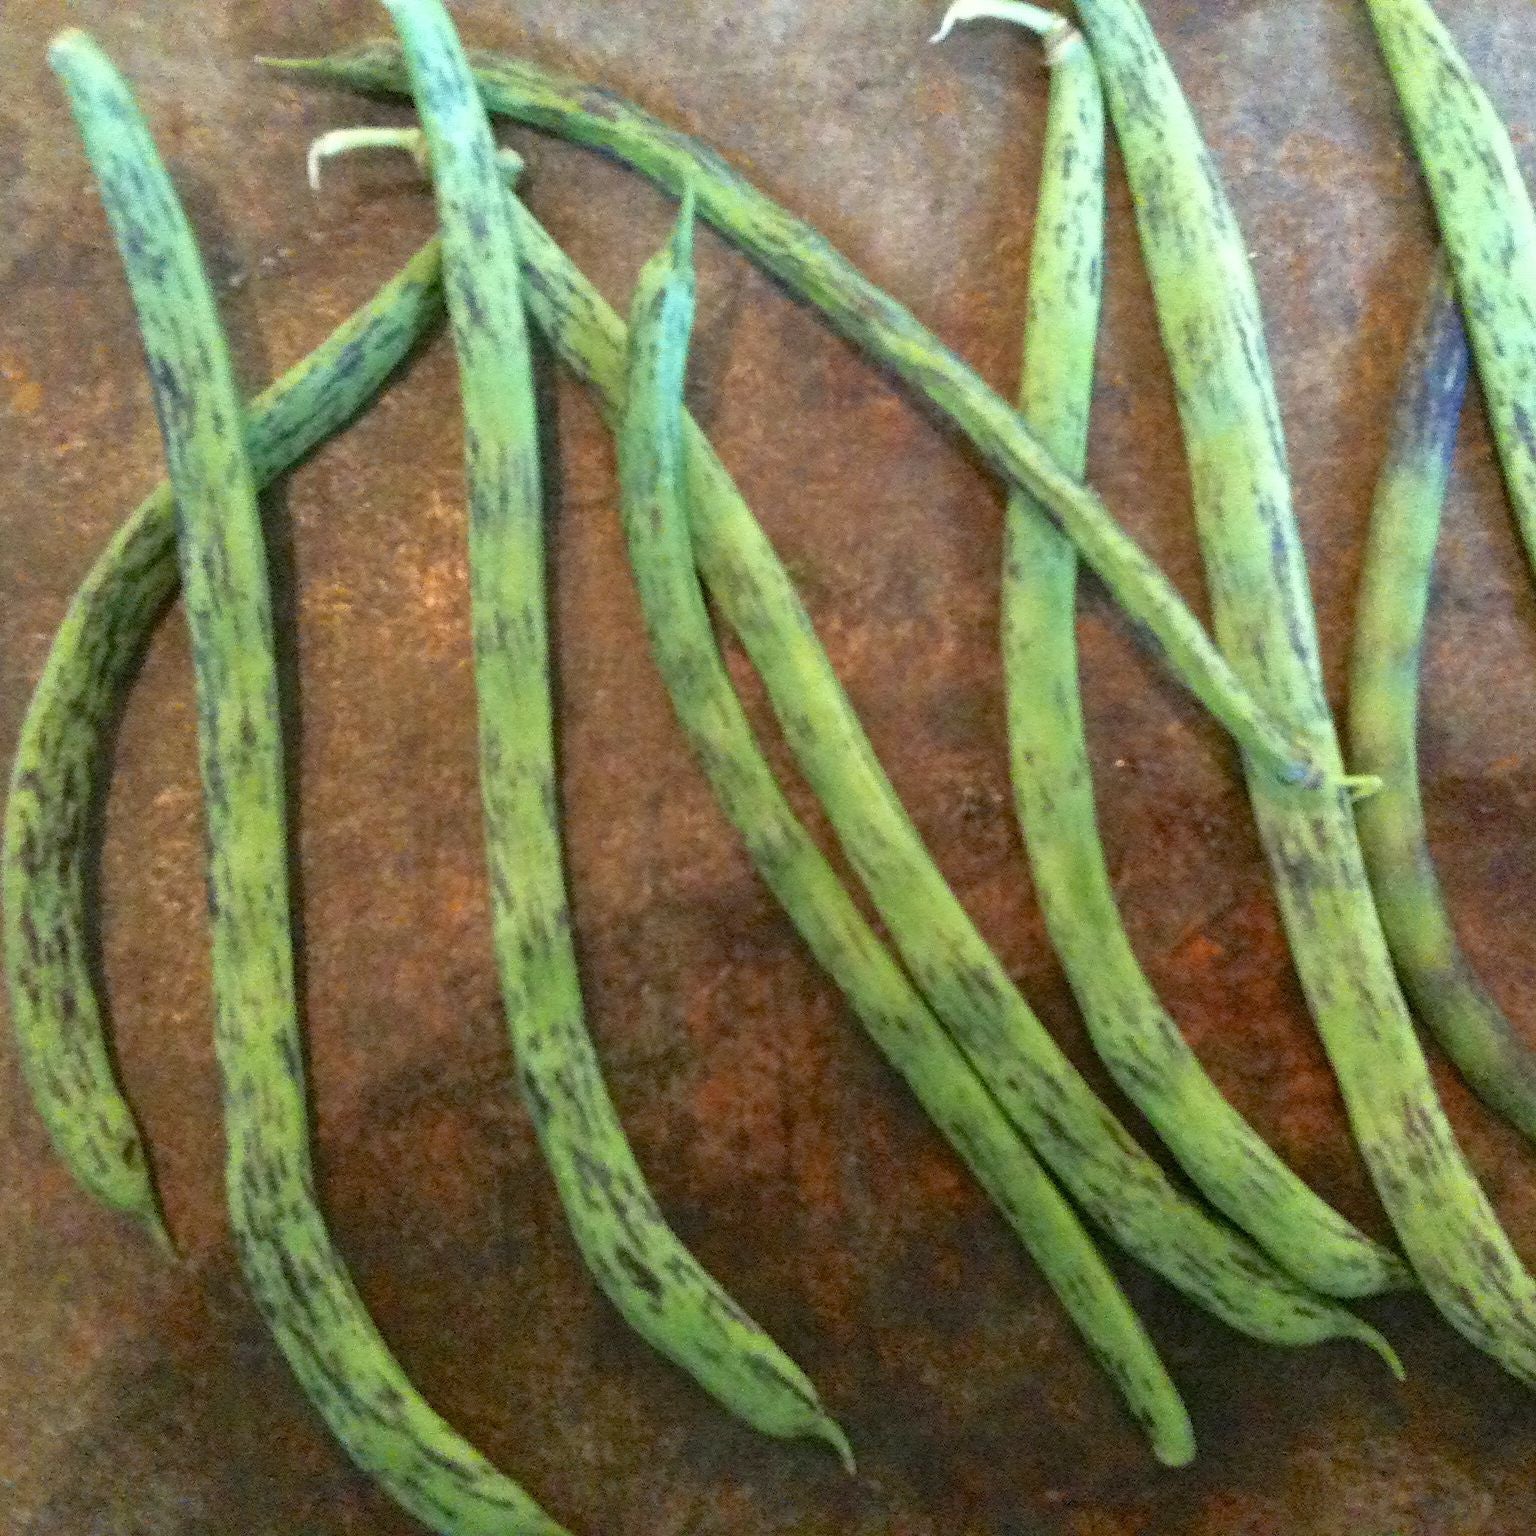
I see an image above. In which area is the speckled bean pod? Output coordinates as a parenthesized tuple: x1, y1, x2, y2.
(1072, 0, 1536, 1387)
(263, 41, 1327, 790)
(1364, 0, 1536, 585)
(48, 29, 569, 1535)
(938, 1, 1407, 1300)
(618, 191, 1193, 1465)
(468, 164, 1398, 1366)
(378, 0, 849, 1467)
(1350, 261, 1536, 1144)
(3, 241, 445, 1246)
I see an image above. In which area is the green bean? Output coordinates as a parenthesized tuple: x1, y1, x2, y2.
(4, 241, 446, 1248)
(366, 0, 851, 1467)
(48, 30, 569, 1534)
(935, 3, 1407, 1301)
(261, 43, 1328, 790)
(350, 126, 1403, 1367)
(1073, 0, 1536, 1386)
(618, 191, 1193, 1465)
(1364, 0, 1536, 585)
(1350, 262, 1536, 1142)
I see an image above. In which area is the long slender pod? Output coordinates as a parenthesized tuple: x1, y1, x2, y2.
(1072, 0, 1536, 1385)
(1350, 264, 1536, 1142)
(1363, 0, 1536, 580)
(4, 241, 445, 1246)
(619, 194, 1193, 1465)
(372, 0, 850, 1466)
(400, 165, 1404, 1363)
(935, 5, 1406, 1300)
(262, 43, 1325, 789)
(48, 31, 571, 1535)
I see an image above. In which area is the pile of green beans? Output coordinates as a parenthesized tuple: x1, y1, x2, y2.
(511, 136, 1402, 1379)
(934, 0, 1408, 1300)
(271, 33, 1416, 1374)
(12, 0, 1536, 1524)
(260, 45, 1330, 791)
(617, 188, 1194, 1462)
(1071, 0, 1536, 1387)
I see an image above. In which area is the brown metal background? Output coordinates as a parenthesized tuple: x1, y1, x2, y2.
(4, 1, 1536, 1530)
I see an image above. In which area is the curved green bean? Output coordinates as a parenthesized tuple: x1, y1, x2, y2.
(1364, 0, 1536, 586)
(936, 2, 1406, 1300)
(372, 0, 850, 1467)
(48, 30, 570, 1534)
(261, 42, 1328, 790)
(3, 241, 446, 1247)
(1350, 262, 1536, 1143)
(618, 192, 1193, 1465)
(1073, 0, 1536, 1386)
(432, 146, 1401, 1367)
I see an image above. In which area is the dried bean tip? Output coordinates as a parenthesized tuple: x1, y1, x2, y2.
(1364, 1325, 1407, 1383)
(141, 1208, 177, 1259)
(817, 1416, 857, 1475)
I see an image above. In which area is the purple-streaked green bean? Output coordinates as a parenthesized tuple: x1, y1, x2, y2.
(368, 0, 850, 1466)
(1350, 260, 1536, 1145)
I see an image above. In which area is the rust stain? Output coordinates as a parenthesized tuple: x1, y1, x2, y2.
(1169, 931, 1226, 972)
(2, 351, 44, 414)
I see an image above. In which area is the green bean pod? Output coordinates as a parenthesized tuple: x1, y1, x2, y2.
(1072, 0, 1536, 1386)
(1350, 263, 1536, 1142)
(375, 0, 849, 1467)
(4, 242, 446, 1246)
(455, 166, 1397, 1366)
(1363, 0, 1536, 583)
(48, 30, 570, 1535)
(937, 2, 1406, 1300)
(619, 192, 1193, 1465)
(262, 42, 1327, 789)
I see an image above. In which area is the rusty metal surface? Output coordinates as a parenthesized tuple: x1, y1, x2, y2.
(4, 0, 1536, 1530)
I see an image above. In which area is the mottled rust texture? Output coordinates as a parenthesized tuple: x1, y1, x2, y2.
(3, 1, 1536, 1532)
